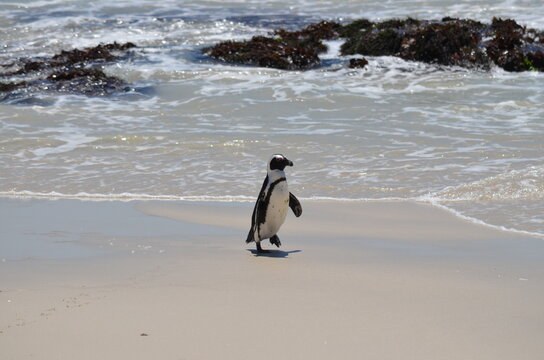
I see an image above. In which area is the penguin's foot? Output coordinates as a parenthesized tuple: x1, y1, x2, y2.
(256, 242, 270, 253)
(270, 235, 281, 248)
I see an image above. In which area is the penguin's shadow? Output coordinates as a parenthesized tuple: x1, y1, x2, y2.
(247, 249, 302, 258)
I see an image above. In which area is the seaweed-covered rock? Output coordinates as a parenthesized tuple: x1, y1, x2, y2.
(342, 28, 403, 56)
(46, 68, 128, 95)
(348, 58, 369, 68)
(340, 17, 543, 72)
(341, 18, 488, 67)
(51, 42, 136, 66)
(276, 20, 342, 41)
(204, 21, 341, 70)
(485, 18, 531, 72)
(375, 17, 422, 30)
(339, 18, 374, 39)
(399, 21, 489, 68)
(0, 42, 136, 98)
(0, 81, 26, 92)
(526, 52, 544, 70)
(2, 42, 136, 77)
(204, 36, 321, 70)
(204, 16, 544, 72)
(275, 20, 342, 49)
(340, 18, 420, 56)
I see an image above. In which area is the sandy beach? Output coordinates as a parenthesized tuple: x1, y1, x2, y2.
(1, 198, 543, 359)
(2, 1, 544, 359)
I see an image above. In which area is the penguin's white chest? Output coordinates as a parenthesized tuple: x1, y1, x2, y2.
(260, 181, 289, 239)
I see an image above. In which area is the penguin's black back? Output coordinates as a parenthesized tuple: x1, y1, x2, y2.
(246, 175, 268, 243)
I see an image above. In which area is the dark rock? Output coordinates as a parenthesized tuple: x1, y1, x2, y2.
(0, 42, 136, 98)
(2, 42, 136, 78)
(20, 61, 46, 74)
(203, 21, 342, 70)
(277, 20, 342, 41)
(341, 17, 542, 72)
(339, 19, 374, 39)
(205, 17, 544, 72)
(46, 68, 128, 96)
(341, 28, 403, 56)
(341, 18, 488, 67)
(274, 20, 342, 54)
(375, 17, 421, 30)
(47, 68, 113, 82)
(0, 81, 26, 92)
(526, 52, 544, 71)
(339, 17, 422, 56)
(348, 58, 368, 68)
(51, 42, 136, 66)
(47, 68, 128, 96)
(204, 36, 321, 70)
(399, 20, 489, 68)
(525, 28, 544, 44)
(486, 18, 529, 71)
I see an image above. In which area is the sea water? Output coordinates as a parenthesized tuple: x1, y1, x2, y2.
(0, 0, 543, 237)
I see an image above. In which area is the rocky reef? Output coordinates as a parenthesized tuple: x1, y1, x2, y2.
(341, 17, 544, 72)
(348, 58, 369, 69)
(485, 18, 544, 71)
(1, 17, 541, 101)
(204, 17, 544, 72)
(0, 42, 136, 99)
(203, 21, 341, 70)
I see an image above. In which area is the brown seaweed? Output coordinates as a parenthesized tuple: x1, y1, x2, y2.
(203, 21, 342, 70)
(348, 58, 369, 69)
(204, 17, 544, 72)
(0, 42, 136, 98)
(340, 17, 542, 71)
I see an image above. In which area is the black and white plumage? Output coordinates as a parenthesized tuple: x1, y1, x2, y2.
(246, 154, 302, 253)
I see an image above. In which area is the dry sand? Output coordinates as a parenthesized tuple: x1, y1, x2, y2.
(1, 198, 543, 359)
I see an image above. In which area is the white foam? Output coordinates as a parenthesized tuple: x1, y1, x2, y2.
(425, 165, 544, 202)
(0, 190, 255, 202)
(419, 198, 544, 239)
(321, 40, 343, 59)
(32, 132, 98, 158)
(2, 190, 542, 239)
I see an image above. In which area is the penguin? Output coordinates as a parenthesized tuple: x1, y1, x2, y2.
(246, 154, 302, 253)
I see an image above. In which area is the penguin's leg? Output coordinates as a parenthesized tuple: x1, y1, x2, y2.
(270, 234, 281, 248)
(256, 241, 269, 253)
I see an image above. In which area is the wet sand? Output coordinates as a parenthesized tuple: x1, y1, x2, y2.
(1, 198, 543, 359)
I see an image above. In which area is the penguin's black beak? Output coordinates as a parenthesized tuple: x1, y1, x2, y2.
(286, 159, 293, 167)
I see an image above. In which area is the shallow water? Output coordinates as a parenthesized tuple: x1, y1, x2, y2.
(1, 0, 543, 236)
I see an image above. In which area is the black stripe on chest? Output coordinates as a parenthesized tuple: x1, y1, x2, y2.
(257, 177, 286, 226)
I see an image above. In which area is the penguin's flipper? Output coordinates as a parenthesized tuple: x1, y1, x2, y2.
(289, 192, 302, 217)
(270, 234, 281, 248)
(246, 176, 268, 244)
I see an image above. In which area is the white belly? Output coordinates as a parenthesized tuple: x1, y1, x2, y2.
(259, 182, 289, 239)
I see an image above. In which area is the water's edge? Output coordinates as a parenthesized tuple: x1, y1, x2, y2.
(2, 192, 542, 239)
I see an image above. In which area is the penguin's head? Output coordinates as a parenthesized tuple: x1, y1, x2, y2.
(268, 154, 293, 171)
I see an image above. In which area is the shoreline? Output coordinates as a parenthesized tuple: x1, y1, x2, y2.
(1, 192, 543, 240)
